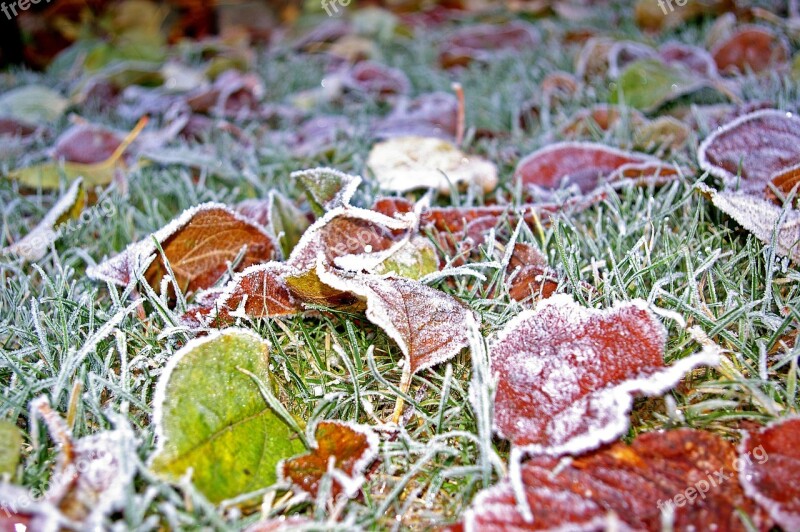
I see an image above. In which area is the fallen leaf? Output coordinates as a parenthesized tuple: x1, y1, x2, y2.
(268, 191, 313, 258)
(150, 329, 305, 503)
(711, 26, 790, 75)
(559, 105, 647, 138)
(345, 61, 410, 99)
(505, 243, 560, 302)
(633, 115, 690, 152)
(439, 22, 539, 69)
(87, 202, 277, 294)
(515, 141, 675, 195)
(3, 178, 86, 262)
(634, 0, 733, 32)
(770, 162, 800, 197)
(208, 262, 304, 325)
(29, 396, 136, 528)
(659, 41, 718, 77)
(610, 58, 726, 113)
(279, 420, 378, 500)
(317, 264, 475, 420)
(367, 136, 498, 194)
(697, 109, 800, 195)
(185, 69, 264, 118)
(51, 123, 123, 164)
(368, 236, 440, 280)
(464, 429, 766, 530)
(0, 85, 69, 125)
(491, 294, 718, 455)
(292, 167, 361, 216)
(288, 115, 354, 158)
(8, 116, 147, 189)
(697, 184, 800, 262)
(0, 420, 22, 477)
(373, 92, 458, 140)
(739, 416, 800, 530)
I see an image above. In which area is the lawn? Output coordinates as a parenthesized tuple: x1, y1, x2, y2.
(0, 0, 798, 530)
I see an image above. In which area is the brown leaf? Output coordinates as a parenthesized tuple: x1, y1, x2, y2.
(697, 109, 800, 195)
(87, 203, 277, 294)
(739, 417, 800, 530)
(505, 243, 560, 302)
(279, 420, 378, 500)
(711, 26, 790, 75)
(464, 429, 767, 530)
(491, 295, 718, 455)
(317, 265, 475, 376)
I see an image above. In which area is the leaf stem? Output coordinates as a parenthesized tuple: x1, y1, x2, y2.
(391, 362, 412, 424)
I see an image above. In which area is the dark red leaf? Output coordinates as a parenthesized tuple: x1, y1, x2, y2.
(711, 26, 790, 75)
(52, 123, 123, 165)
(439, 22, 539, 69)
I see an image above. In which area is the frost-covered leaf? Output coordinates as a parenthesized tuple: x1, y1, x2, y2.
(52, 123, 123, 165)
(185, 69, 264, 118)
(711, 26, 790, 75)
(697, 183, 800, 262)
(30, 396, 136, 527)
(439, 22, 539, 69)
(345, 61, 410, 100)
(770, 162, 800, 197)
(8, 116, 147, 189)
(367, 136, 498, 194)
(368, 236, 440, 280)
(491, 294, 718, 455)
(0, 85, 69, 125)
(633, 115, 690, 152)
(3, 178, 86, 262)
(739, 417, 800, 530)
(610, 59, 726, 112)
(287, 205, 416, 273)
(279, 421, 378, 500)
(0, 420, 22, 477)
(464, 429, 767, 531)
(505, 243, 560, 302)
(317, 265, 474, 376)
(208, 262, 304, 324)
(292, 167, 361, 216)
(150, 329, 305, 503)
(633, 0, 731, 32)
(373, 92, 458, 140)
(87, 203, 277, 293)
(559, 104, 647, 138)
(515, 141, 676, 195)
(698, 109, 800, 195)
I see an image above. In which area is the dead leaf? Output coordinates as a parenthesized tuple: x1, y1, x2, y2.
(464, 429, 767, 530)
(279, 420, 378, 501)
(373, 92, 459, 141)
(439, 22, 540, 69)
(345, 61, 410, 100)
(87, 203, 277, 294)
(367, 136, 498, 194)
(51, 123, 124, 164)
(491, 294, 718, 455)
(515, 141, 677, 195)
(739, 416, 800, 530)
(711, 26, 790, 75)
(697, 109, 800, 195)
(505, 243, 560, 302)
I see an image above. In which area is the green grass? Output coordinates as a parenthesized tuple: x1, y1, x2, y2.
(1, 2, 798, 529)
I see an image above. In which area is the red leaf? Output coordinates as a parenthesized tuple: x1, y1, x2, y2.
(491, 295, 718, 455)
(515, 142, 676, 194)
(87, 203, 277, 294)
(208, 262, 303, 324)
(374, 92, 459, 141)
(739, 416, 800, 530)
(279, 421, 378, 500)
(439, 22, 539, 68)
(464, 429, 768, 531)
(51, 123, 123, 165)
(505, 243, 560, 302)
(697, 109, 800, 195)
(659, 41, 718, 77)
(711, 26, 790, 75)
(346, 61, 410, 99)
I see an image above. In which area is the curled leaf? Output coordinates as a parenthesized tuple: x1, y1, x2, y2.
(697, 109, 800, 195)
(279, 420, 378, 501)
(87, 202, 277, 293)
(3, 178, 86, 262)
(491, 294, 718, 455)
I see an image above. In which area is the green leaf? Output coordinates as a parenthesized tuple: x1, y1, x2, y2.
(0, 85, 69, 125)
(150, 329, 305, 503)
(372, 236, 439, 280)
(610, 59, 724, 113)
(0, 420, 22, 477)
(292, 168, 361, 216)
